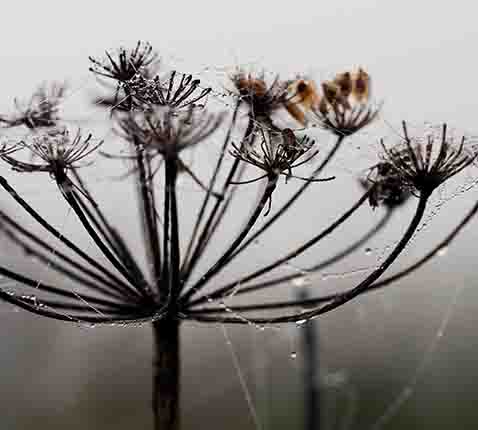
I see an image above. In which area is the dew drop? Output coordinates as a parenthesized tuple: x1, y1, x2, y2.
(437, 246, 448, 257)
(296, 319, 307, 326)
(207, 298, 213, 303)
(292, 276, 308, 287)
(364, 247, 373, 256)
(290, 351, 297, 359)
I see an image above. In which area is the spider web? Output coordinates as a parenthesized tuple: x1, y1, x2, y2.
(0, 53, 477, 430)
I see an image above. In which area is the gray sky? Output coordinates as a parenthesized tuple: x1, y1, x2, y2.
(1, 2, 478, 429)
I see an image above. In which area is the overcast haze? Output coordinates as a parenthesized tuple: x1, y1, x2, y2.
(1, 1, 478, 429)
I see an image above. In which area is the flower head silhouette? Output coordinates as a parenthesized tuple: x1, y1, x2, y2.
(0, 42, 477, 430)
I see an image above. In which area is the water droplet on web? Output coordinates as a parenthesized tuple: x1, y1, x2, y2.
(290, 351, 297, 359)
(292, 276, 308, 287)
(364, 247, 373, 256)
(21, 295, 38, 308)
(296, 319, 307, 326)
(437, 246, 448, 257)
(207, 298, 213, 303)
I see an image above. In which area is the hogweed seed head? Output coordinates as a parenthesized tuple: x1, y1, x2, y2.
(1, 128, 103, 181)
(361, 161, 412, 209)
(230, 69, 292, 124)
(309, 68, 379, 137)
(95, 70, 211, 113)
(117, 106, 224, 160)
(230, 128, 334, 184)
(89, 41, 160, 112)
(0, 82, 66, 130)
(380, 122, 478, 196)
(124, 71, 212, 111)
(285, 78, 321, 125)
(89, 40, 159, 84)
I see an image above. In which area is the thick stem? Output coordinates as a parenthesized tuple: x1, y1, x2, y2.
(153, 318, 180, 430)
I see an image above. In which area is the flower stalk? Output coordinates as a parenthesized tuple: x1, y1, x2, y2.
(0, 42, 476, 430)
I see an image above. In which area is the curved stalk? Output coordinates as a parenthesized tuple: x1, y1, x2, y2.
(182, 192, 430, 324)
(180, 175, 279, 303)
(181, 115, 255, 282)
(0, 176, 139, 300)
(180, 100, 241, 278)
(0, 210, 133, 302)
(196, 196, 478, 315)
(59, 182, 144, 298)
(188, 188, 373, 307)
(229, 208, 392, 299)
(0, 224, 133, 302)
(71, 170, 150, 295)
(226, 135, 345, 262)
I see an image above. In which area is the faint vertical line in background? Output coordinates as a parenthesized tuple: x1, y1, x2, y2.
(298, 287, 321, 430)
(252, 326, 271, 430)
(222, 325, 262, 430)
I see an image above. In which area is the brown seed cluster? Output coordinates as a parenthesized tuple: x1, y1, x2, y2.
(284, 69, 375, 137)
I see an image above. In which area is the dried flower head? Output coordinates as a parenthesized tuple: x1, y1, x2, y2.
(95, 69, 212, 113)
(89, 40, 158, 83)
(230, 69, 292, 122)
(230, 128, 333, 183)
(361, 161, 412, 209)
(122, 71, 212, 111)
(310, 68, 379, 136)
(285, 78, 321, 125)
(89, 41, 159, 111)
(117, 106, 223, 159)
(0, 82, 66, 129)
(1, 128, 103, 182)
(380, 122, 477, 195)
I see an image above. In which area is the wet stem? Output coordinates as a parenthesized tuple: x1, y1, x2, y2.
(153, 317, 180, 430)
(153, 157, 181, 430)
(152, 160, 278, 429)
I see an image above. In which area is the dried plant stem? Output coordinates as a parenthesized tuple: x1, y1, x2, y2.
(136, 144, 162, 289)
(0, 209, 130, 301)
(180, 100, 241, 278)
(181, 115, 255, 282)
(228, 135, 345, 261)
(70, 170, 149, 290)
(0, 176, 138, 298)
(188, 187, 374, 307)
(209, 209, 393, 312)
(183, 192, 430, 324)
(153, 318, 180, 430)
(211, 195, 478, 314)
(181, 175, 278, 303)
(167, 159, 181, 301)
(58, 182, 141, 292)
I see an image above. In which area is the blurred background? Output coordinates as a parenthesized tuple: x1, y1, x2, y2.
(0, 1, 478, 428)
